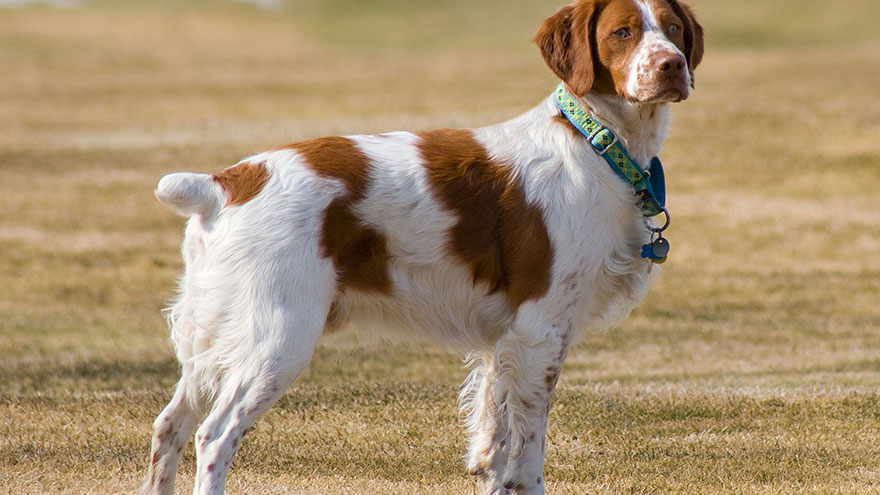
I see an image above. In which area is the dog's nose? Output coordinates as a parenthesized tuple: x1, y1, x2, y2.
(657, 54, 686, 73)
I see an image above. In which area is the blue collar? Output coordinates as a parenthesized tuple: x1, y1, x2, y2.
(553, 82, 666, 217)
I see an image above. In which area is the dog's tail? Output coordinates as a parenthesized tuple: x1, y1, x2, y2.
(155, 173, 225, 219)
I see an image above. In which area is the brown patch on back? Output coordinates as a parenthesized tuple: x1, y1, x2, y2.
(213, 161, 270, 206)
(417, 129, 553, 307)
(284, 136, 391, 294)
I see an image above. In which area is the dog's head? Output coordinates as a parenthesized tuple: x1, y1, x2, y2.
(536, 0, 704, 103)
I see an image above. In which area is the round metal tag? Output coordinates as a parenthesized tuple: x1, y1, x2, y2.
(651, 237, 670, 258)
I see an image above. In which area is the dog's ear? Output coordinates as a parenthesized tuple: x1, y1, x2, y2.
(534, 2, 597, 96)
(668, 0, 704, 76)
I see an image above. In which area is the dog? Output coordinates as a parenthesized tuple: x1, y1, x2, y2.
(142, 0, 703, 493)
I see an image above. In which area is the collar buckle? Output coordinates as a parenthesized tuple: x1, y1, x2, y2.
(588, 127, 619, 155)
(553, 81, 667, 218)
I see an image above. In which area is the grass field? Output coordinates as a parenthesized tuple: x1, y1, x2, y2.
(1, 0, 880, 493)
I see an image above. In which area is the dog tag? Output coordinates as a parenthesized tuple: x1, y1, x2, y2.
(651, 237, 670, 258)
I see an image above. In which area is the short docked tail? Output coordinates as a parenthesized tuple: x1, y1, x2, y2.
(155, 173, 225, 218)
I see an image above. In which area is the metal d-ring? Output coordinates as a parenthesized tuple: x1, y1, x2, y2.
(648, 207, 671, 234)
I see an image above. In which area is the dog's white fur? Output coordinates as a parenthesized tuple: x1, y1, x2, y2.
(142, 1, 701, 494)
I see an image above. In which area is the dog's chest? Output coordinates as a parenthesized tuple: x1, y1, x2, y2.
(549, 151, 666, 328)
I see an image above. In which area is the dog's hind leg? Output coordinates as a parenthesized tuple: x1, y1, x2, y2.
(189, 263, 336, 495)
(142, 378, 201, 495)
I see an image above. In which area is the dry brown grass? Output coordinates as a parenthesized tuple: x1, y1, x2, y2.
(1, 0, 879, 493)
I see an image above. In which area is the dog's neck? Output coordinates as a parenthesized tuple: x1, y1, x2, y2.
(578, 91, 672, 167)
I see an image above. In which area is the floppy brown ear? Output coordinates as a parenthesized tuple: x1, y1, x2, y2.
(534, 2, 596, 96)
(669, 0, 704, 72)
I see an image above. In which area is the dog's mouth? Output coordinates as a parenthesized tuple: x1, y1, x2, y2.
(658, 88, 686, 103)
(628, 86, 689, 105)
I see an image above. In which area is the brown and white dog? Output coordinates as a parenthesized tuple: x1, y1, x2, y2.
(143, 1, 703, 494)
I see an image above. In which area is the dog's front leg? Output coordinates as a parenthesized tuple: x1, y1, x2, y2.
(462, 350, 505, 482)
(469, 308, 572, 495)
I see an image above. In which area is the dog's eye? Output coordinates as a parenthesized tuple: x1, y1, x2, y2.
(613, 27, 632, 39)
(668, 24, 681, 35)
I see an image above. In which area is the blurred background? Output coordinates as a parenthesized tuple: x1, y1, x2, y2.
(1, 0, 879, 493)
